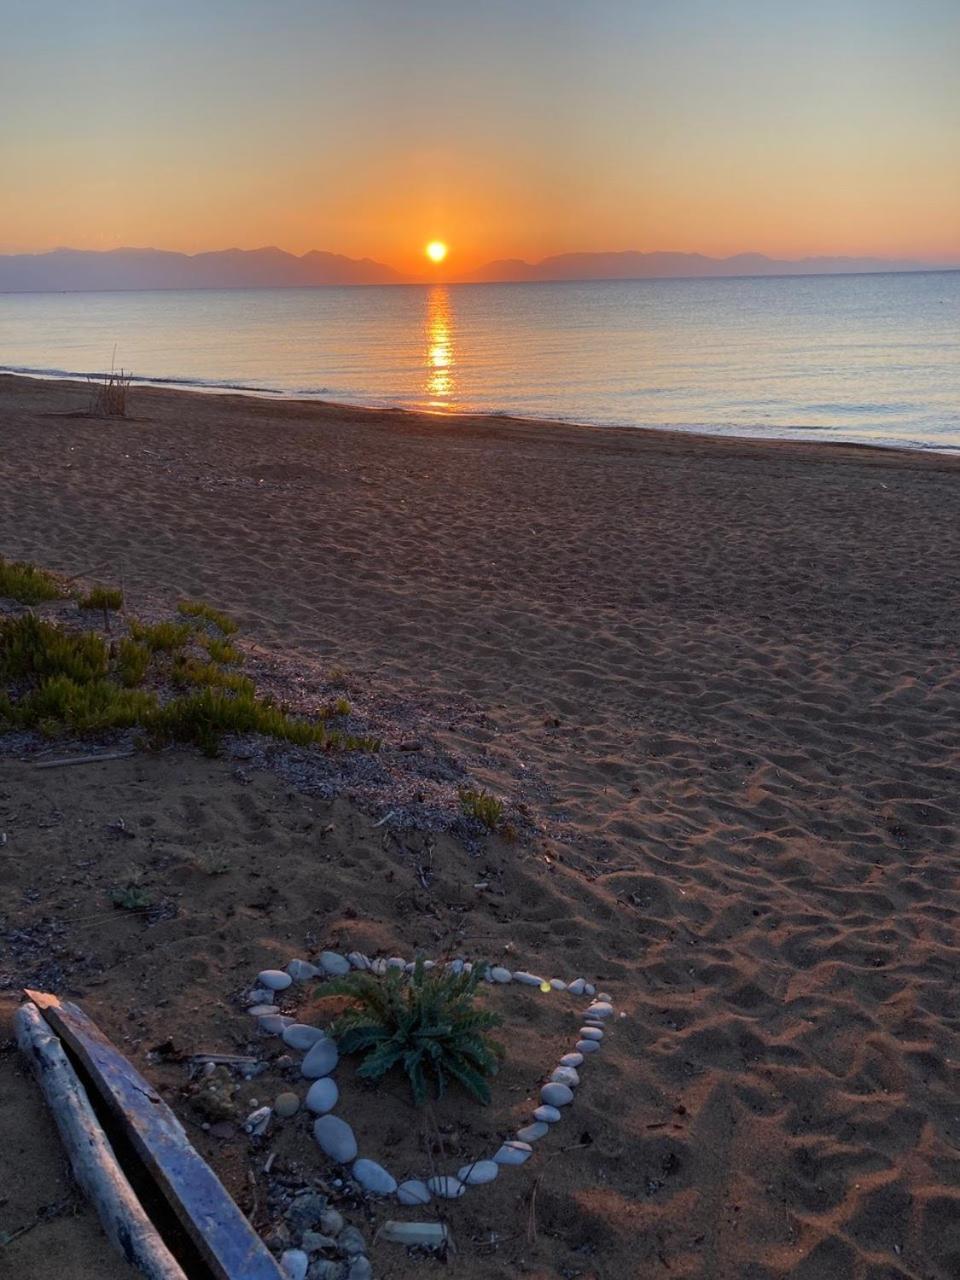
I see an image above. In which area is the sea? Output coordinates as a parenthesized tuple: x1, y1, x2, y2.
(1, 270, 958, 451)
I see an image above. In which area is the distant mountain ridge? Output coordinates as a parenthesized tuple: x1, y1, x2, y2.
(463, 249, 955, 283)
(0, 245, 955, 293)
(0, 246, 407, 292)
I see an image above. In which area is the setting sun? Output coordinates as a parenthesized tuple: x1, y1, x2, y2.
(425, 240, 448, 264)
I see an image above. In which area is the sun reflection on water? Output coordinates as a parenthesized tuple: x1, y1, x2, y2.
(424, 285, 456, 407)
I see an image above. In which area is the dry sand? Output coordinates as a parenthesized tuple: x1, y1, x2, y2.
(1, 373, 960, 1279)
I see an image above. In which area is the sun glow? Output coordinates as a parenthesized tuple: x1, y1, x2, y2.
(425, 240, 448, 263)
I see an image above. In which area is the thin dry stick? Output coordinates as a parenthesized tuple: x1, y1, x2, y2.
(526, 1173, 543, 1245)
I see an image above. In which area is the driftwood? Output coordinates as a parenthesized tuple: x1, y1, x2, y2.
(25, 991, 283, 1280)
(14, 1001, 187, 1280)
(32, 751, 135, 769)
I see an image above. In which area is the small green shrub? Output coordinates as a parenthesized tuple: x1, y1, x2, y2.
(79, 585, 124, 611)
(177, 600, 238, 635)
(459, 786, 504, 829)
(109, 883, 153, 911)
(325, 957, 504, 1106)
(128, 620, 193, 652)
(203, 636, 242, 665)
(10, 676, 158, 735)
(171, 656, 255, 696)
(0, 557, 64, 604)
(0, 615, 109, 684)
(116, 637, 151, 687)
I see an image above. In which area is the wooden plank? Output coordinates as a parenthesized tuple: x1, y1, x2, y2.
(25, 990, 283, 1280)
(15, 1002, 188, 1280)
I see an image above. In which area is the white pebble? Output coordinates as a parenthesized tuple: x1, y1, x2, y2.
(550, 978, 566, 990)
(551, 1066, 580, 1087)
(247, 1004, 279, 1017)
(560, 1052, 584, 1068)
(516, 1121, 549, 1142)
(427, 1175, 465, 1199)
(579, 1026, 604, 1040)
(489, 966, 513, 983)
(305, 1078, 339, 1114)
(301, 1039, 339, 1079)
(244, 1105, 271, 1135)
(512, 971, 545, 986)
(597, 991, 612, 1002)
(352, 1158, 397, 1195)
(258, 969, 293, 992)
(584, 983, 596, 997)
(396, 1179, 432, 1205)
(313, 1115, 357, 1162)
(534, 1105, 562, 1123)
(585, 1001, 613, 1020)
(576, 1039, 601, 1054)
(319, 951, 351, 976)
(386, 956, 407, 970)
(541, 1082, 574, 1107)
(286, 958, 319, 981)
(567, 978, 587, 996)
(371, 958, 387, 975)
(257, 1014, 294, 1036)
(280, 1249, 308, 1280)
(493, 1141, 533, 1166)
(283, 1024, 329, 1051)
(457, 1159, 499, 1185)
(347, 951, 371, 970)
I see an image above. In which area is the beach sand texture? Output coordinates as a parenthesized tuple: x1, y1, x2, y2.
(2, 374, 960, 1278)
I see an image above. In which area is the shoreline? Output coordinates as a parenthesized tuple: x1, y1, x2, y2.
(4, 368, 960, 462)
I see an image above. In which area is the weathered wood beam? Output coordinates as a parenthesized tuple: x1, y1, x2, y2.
(15, 1001, 188, 1280)
(24, 990, 283, 1280)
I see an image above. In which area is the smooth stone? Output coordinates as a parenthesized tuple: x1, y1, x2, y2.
(396, 1179, 432, 1205)
(347, 951, 370, 970)
(258, 969, 293, 991)
(516, 1122, 549, 1143)
(493, 1140, 533, 1166)
(426, 1175, 465, 1199)
(287, 958, 319, 981)
(301, 1039, 339, 1079)
(512, 971, 544, 986)
(319, 1209, 344, 1236)
(370, 958, 388, 975)
(245, 987, 272, 1005)
(248, 1004, 279, 1017)
(584, 983, 596, 996)
(301, 1231, 337, 1253)
(567, 978, 587, 996)
(319, 951, 351, 976)
(310, 1264, 345, 1280)
(347, 1259, 372, 1280)
(283, 1024, 329, 1051)
(258, 1014, 295, 1035)
(560, 1052, 584, 1068)
(585, 1002, 613, 1020)
(337, 1225, 367, 1255)
(550, 978, 567, 990)
(313, 1115, 357, 1163)
(597, 991, 612, 1002)
(275, 1092, 301, 1118)
(352, 1158, 397, 1195)
(447, 959, 464, 974)
(457, 1159, 499, 1185)
(579, 1026, 604, 1040)
(541, 1082, 574, 1107)
(244, 1105, 271, 1135)
(533, 1105, 562, 1123)
(489, 966, 513, 983)
(305, 1077, 339, 1114)
(280, 1250, 309, 1280)
(551, 1066, 580, 1087)
(386, 956, 407, 970)
(576, 1039, 601, 1054)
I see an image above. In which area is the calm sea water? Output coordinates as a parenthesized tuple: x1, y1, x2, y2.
(2, 272, 958, 450)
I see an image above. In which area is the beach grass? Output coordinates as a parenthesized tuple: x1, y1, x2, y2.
(458, 786, 504, 829)
(0, 556, 65, 605)
(177, 600, 239, 635)
(78, 585, 124, 611)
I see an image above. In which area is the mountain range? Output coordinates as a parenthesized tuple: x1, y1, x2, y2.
(0, 246, 954, 293)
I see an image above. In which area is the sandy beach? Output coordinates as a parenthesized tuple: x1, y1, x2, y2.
(2, 372, 960, 1280)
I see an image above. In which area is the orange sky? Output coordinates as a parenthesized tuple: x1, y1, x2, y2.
(2, 2, 958, 272)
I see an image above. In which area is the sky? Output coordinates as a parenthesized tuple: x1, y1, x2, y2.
(1, 0, 958, 273)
